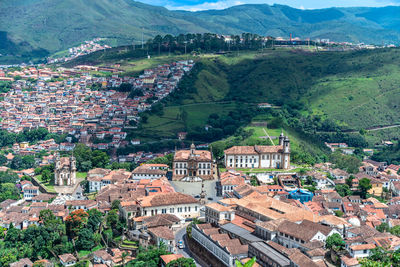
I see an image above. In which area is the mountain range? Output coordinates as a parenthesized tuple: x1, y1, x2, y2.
(2, 0, 400, 63)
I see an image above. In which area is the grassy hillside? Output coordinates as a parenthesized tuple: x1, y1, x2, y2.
(3, 1, 400, 63)
(130, 48, 400, 154)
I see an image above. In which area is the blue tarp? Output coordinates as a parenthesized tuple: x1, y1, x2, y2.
(288, 188, 313, 203)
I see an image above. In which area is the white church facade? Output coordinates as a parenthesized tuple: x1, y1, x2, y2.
(224, 133, 290, 169)
(54, 153, 77, 186)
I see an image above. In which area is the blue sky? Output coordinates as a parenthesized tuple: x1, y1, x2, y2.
(138, 0, 400, 11)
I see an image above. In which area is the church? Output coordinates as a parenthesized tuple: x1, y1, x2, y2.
(224, 133, 291, 169)
(54, 153, 77, 186)
(173, 143, 213, 181)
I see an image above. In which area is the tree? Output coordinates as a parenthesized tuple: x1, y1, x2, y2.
(358, 178, 372, 199)
(298, 168, 307, 176)
(121, 251, 130, 267)
(4, 226, 21, 245)
(39, 209, 63, 233)
(91, 150, 109, 168)
(235, 257, 256, 267)
(377, 223, 390, 233)
(10, 155, 23, 170)
(325, 233, 345, 251)
(335, 184, 352, 197)
(166, 258, 196, 267)
(76, 228, 95, 250)
(334, 210, 344, 217)
(106, 209, 119, 233)
(65, 209, 89, 238)
(390, 225, 400, 236)
(41, 169, 52, 183)
(345, 175, 354, 187)
(111, 200, 121, 211)
(130, 246, 169, 266)
(0, 155, 7, 166)
(87, 208, 103, 232)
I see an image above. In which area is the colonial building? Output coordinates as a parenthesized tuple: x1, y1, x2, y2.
(54, 153, 77, 186)
(173, 143, 213, 181)
(224, 133, 290, 169)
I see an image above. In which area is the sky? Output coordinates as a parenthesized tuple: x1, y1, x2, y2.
(138, 0, 400, 11)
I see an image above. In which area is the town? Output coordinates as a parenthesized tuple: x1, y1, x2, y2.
(1, 27, 400, 267)
(0, 60, 193, 155)
(0, 119, 400, 267)
(46, 38, 112, 64)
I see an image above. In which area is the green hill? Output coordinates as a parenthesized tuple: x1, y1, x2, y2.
(128, 48, 400, 156)
(3, 1, 400, 63)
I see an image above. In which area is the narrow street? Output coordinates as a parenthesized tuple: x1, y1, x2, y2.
(174, 226, 202, 267)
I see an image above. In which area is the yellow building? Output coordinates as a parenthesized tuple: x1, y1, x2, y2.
(368, 179, 383, 197)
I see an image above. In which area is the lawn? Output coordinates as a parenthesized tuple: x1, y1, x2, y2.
(34, 175, 56, 193)
(78, 245, 104, 258)
(121, 240, 138, 249)
(77, 172, 87, 179)
(219, 167, 308, 174)
(135, 102, 237, 140)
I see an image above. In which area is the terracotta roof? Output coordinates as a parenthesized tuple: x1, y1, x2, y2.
(93, 250, 112, 261)
(141, 214, 180, 228)
(132, 165, 167, 175)
(174, 149, 212, 162)
(350, 243, 376, 250)
(59, 253, 76, 263)
(148, 226, 174, 240)
(160, 254, 184, 265)
(139, 192, 198, 207)
(288, 249, 321, 267)
(341, 256, 359, 267)
(10, 258, 33, 267)
(206, 202, 232, 212)
(224, 145, 283, 155)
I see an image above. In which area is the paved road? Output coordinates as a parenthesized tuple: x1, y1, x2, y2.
(175, 226, 202, 267)
(171, 180, 222, 203)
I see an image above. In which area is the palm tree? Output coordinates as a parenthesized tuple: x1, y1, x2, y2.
(235, 257, 256, 267)
(121, 251, 129, 267)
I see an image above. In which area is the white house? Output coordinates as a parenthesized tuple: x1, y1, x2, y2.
(224, 133, 290, 169)
(349, 244, 376, 258)
(131, 164, 168, 180)
(23, 186, 40, 201)
(139, 192, 200, 219)
(205, 202, 235, 225)
(59, 254, 77, 267)
(255, 219, 340, 252)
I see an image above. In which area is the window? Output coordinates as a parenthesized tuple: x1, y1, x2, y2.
(162, 208, 167, 214)
(195, 206, 198, 211)
(170, 208, 174, 213)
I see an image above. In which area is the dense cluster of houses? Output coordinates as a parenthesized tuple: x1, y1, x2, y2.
(0, 60, 193, 151)
(47, 38, 111, 64)
(4, 151, 400, 267)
